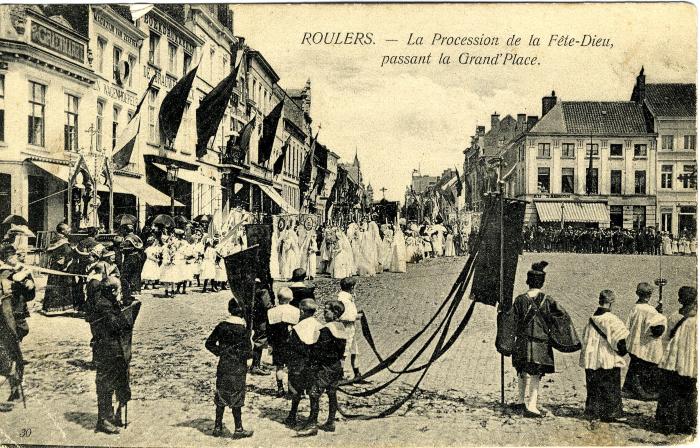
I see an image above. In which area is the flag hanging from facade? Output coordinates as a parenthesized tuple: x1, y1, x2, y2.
(273, 136, 290, 176)
(470, 196, 526, 308)
(257, 100, 284, 164)
(455, 167, 463, 197)
(299, 131, 319, 205)
(112, 75, 155, 170)
(196, 63, 239, 159)
(159, 64, 199, 147)
(129, 4, 153, 22)
(236, 116, 256, 155)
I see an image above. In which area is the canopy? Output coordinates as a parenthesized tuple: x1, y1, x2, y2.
(535, 201, 608, 223)
(113, 176, 184, 207)
(152, 163, 218, 187)
(260, 184, 296, 214)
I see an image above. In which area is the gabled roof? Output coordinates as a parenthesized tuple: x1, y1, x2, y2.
(531, 101, 651, 135)
(644, 84, 696, 117)
(483, 115, 518, 156)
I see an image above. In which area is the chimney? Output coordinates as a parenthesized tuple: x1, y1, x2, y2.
(477, 125, 486, 137)
(490, 112, 500, 132)
(526, 115, 538, 131)
(634, 66, 646, 104)
(517, 113, 526, 131)
(542, 91, 557, 117)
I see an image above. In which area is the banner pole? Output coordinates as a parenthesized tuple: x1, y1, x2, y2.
(498, 158, 505, 406)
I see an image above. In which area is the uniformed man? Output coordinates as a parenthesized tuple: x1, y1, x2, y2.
(87, 276, 133, 434)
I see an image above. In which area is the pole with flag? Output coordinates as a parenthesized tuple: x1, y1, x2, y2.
(112, 75, 156, 171)
(258, 100, 284, 165)
(159, 62, 199, 149)
(273, 136, 291, 176)
(197, 62, 239, 158)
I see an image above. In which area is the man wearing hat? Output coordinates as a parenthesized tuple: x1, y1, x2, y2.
(42, 223, 75, 313)
(656, 286, 697, 434)
(510, 261, 558, 418)
(623, 282, 667, 400)
(289, 268, 316, 309)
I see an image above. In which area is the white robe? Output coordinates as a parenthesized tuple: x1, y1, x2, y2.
(381, 230, 394, 269)
(357, 229, 377, 277)
(626, 303, 667, 364)
(389, 230, 407, 273)
(662, 235, 673, 255)
(141, 245, 161, 281)
(269, 229, 280, 280)
(444, 233, 456, 257)
(579, 311, 629, 370)
(659, 313, 697, 378)
(332, 233, 355, 279)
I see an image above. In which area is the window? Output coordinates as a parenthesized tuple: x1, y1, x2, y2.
(148, 32, 160, 65)
(586, 168, 598, 194)
(112, 106, 120, 150)
(64, 94, 79, 151)
(0, 75, 4, 142)
(661, 165, 673, 189)
(610, 143, 623, 157)
(610, 170, 622, 194)
(634, 170, 646, 194)
(96, 100, 104, 151)
(183, 52, 192, 76)
(128, 55, 136, 87)
(96, 37, 106, 73)
(610, 205, 623, 228)
(148, 89, 158, 143)
(561, 168, 574, 193)
(28, 81, 45, 146)
(210, 48, 215, 80)
(634, 144, 647, 157)
(113, 46, 122, 83)
(633, 206, 646, 230)
(168, 42, 177, 74)
(661, 135, 674, 150)
(682, 165, 697, 189)
(537, 167, 550, 193)
(661, 209, 672, 233)
(684, 135, 696, 150)
(537, 143, 550, 158)
(561, 143, 575, 158)
(679, 206, 697, 235)
(585, 143, 599, 157)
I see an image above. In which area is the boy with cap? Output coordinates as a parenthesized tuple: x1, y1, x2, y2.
(623, 282, 667, 400)
(289, 268, 315, 308)
(205, 298, 254, 439)
(267, 287, 300, 396)
(656, 286, 697, 434)
(580, 290, 629, 422)
(284, 299, 322, 429)
(298, 300, 347, 436)
(338, 277, 364, 380)
(511, 261, 557, 418)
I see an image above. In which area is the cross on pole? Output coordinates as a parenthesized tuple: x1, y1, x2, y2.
(380, 187, 388, 199)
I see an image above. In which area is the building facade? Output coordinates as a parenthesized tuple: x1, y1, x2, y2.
(631, 69, 696, 236)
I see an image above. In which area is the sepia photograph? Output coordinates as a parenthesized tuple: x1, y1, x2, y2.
(0, 2, 696, 446)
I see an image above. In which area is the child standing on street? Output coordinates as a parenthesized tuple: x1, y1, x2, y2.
(298, 300, 347, 436)
(337, 277, 364, 380)
(267, 287, 300, 397)
(205, 298, 254, 439)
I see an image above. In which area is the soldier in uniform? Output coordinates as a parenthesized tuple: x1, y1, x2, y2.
(0, 243, 34, 401)
(87, 276, 133, 434)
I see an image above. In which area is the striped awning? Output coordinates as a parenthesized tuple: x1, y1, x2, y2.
(535, 201, 608, 223)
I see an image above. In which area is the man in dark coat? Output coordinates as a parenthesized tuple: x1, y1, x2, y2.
(120, 228, 144, 303)
(289, 268, 316, 308)
(87, 276, 133, 434)
(43, 223, 75, 312)
(511, 261, 559, 418)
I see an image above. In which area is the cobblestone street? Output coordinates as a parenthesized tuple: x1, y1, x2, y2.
(0, 252, 696, 446)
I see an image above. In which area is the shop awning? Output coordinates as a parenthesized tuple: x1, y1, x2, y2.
(152, 163, 218, 187)
(112, 176, 184, 207)
(535, 201, 608, 223)
(29, 160, 72, 182)
(259, 184, 297, 214)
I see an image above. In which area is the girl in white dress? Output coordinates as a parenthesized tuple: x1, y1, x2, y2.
(672, 236, 680, 254)
(159, 235, 178, 298)
(141, 237, 161, 288)
(662, 233, 673, 255)
(305, 233, 318, 279)
(390, 227, 408, 273)
(200, 240, 218, 292)
(332, 230, 355, 279)
(444, 228, 456, 257)
(215, 241, 228, 290)
(381, 225, 394, 269)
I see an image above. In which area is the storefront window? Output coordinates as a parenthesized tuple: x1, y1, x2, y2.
(633, 205, 646, 230)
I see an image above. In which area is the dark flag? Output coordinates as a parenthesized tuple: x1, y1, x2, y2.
(244, 224, 274, 295)
(470, 196, 526, 308)
(196, 63, 239, 158)
(159, 64, 199, 147)
(224, 246, 260, 328)
(257, 100, 284, 164)
(237, 116, 256, 154)
(299, 130, 319, 206)
(455, 167, 463, 197)
(112, 75, 155, 170)
(273, 136, 291, 176)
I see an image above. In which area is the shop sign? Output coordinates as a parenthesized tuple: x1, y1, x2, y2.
(92, 9, 140, 48)
(95, 80, 139, 107)
(143, 13, 195, 55)
(30, 21, 84, 63)
(534, 193, 572, 199)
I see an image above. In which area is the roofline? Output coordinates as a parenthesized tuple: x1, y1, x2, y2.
(247, 49, 280, 83)
(525, 132, 658, 138)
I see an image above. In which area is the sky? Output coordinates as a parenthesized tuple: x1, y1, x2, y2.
(233, 3, 696, 202)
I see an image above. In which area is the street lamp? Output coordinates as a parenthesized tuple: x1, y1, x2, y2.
(167, 164, 179, 217)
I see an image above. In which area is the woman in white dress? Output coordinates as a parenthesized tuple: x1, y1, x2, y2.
(444, 228, 456, 257)
(672, 236, 680, 254)
(389, 227, 407, 273)
(332, 229, 355, 279)
(430, 226, 445, 257)
(368, 221, 383, 273)
(348, 224, 362, 276)
(662, 232, 673, 255)
(355, 223, 376, 277)
(200, 240, 218, 292)
(280, 226, 299, 280)
(381, 225, 394, 269)
(304, 232, 318, 279)
(681, 236, 691, 255)
(269, 226, 280, 280)
(214, 241, 228, 289)
(141, 237, 161, 288)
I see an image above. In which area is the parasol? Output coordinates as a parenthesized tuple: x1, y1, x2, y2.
(116, 214, 138, 227)
(2, 215, 28, 226)
(174, 215, 189, 228)
(152, 214, 176, 227)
